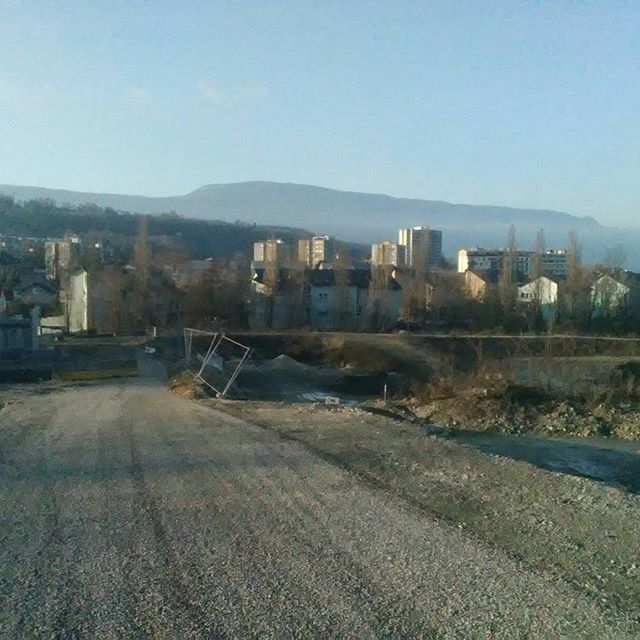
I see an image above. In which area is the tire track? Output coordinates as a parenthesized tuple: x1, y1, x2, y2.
(96, 412, 147, 638)
(121, 413, 225, 638)
(243, 447, 440, 637)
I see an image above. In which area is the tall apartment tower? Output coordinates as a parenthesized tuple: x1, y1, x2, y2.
(371, 241, 406, 267)
(253, 239, 288, 264)
(298, 235, 335, 267)
(44, 237, 82, 281)
(398, 227, 443, 271)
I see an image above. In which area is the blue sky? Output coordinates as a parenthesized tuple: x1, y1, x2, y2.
(0, 1, 638, 225)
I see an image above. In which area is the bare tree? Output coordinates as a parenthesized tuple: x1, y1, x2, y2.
(185, 260, 249, 328)
(563, 230, 589, 327)
(367, 265, 393, 331)
(499, 224, 517, 311)
(262, 254, 279, 328)
(533, 227, 546, 279)
(333, 246, 352, 330)
(133, 215, 151, 326)
(101, 268, 126, 334)
(289, 266, 308, 327)
(399, 234, 430, 325)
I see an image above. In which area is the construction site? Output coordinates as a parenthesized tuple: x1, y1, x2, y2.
(2, 329, 640, 637)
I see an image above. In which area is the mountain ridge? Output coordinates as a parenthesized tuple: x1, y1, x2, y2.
(0, 180, 604, 232)
(192, 181, 601, 227)
(0, 181, 634, 265)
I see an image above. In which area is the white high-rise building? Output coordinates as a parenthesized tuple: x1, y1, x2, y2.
(398, 227, 443, 271)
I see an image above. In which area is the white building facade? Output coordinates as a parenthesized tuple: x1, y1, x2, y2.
(591, 275, 630, 318)
(458, 248, 568, 279)
(398, 227, 443, 270)
(518, 276, 559, 325)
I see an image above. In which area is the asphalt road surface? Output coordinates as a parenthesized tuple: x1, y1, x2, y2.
(0, 364, 634, 638)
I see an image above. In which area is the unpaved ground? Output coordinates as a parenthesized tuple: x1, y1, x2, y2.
(217, 400, 640, 622)
(1, 373, 638, 636)
(412, 390, 640, 439)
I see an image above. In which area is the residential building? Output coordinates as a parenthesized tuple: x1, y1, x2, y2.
(44, 237, 82, 281)
(518, 276, 559, 325)
(13, 275, 58, 310)
(249, 266, 308, 330)
(539, 250, 569, 279)
(248, 266, 401, 331)
(398, 227, 443, 271)
(253, 239, 288, 264)
(308, 269, 400, 331)
(458, 248, 568, 279)
(0, 307, 40, 353)
(0, 235, 45, 259)
(371, 241, 406, 267)
(298, 236, 335, 267)
(464, 270, 493, 301)
(297, 239, 311, 266)
(67, 269, 90, 333)
(66, 265, 181, 334)
(66, 267, 132, 333)
(591, 274, 630, 318)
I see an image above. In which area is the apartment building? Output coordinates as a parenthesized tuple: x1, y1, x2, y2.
(371, 241, 406, 267)
(398, 227, 443, 270)
(298, 235, 335, 267)
(458, 248, 568, 279)
(44, 236, 82, 281)
(540, 249, 569, 278)
(253, 239, 289, 264)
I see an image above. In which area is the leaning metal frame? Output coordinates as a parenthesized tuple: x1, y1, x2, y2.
(183, 328, 251, 398)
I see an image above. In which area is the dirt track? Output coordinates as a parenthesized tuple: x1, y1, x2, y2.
(0, 366, 636, 637)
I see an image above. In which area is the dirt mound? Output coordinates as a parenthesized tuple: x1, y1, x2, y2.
(270, 354, 311, 370)
(168, 372, 201, 399)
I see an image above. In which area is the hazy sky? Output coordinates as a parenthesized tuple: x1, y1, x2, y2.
(1, 1, 638, 225)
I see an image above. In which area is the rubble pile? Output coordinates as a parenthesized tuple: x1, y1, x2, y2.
(412, 384, 640, 440)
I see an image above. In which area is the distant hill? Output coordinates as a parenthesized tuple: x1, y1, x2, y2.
(1, 181, 637, 265)
(0, 196, 315, 262)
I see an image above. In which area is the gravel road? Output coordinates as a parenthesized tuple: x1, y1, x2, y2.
(0, 367, 635, 638)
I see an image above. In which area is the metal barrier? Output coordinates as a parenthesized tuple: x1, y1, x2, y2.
(183, 328, 251, 398)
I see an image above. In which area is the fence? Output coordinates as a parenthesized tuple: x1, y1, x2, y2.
(183, 328, 251, 398)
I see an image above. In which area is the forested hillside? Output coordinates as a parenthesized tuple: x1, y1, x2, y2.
(0, 195, 312, 259)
